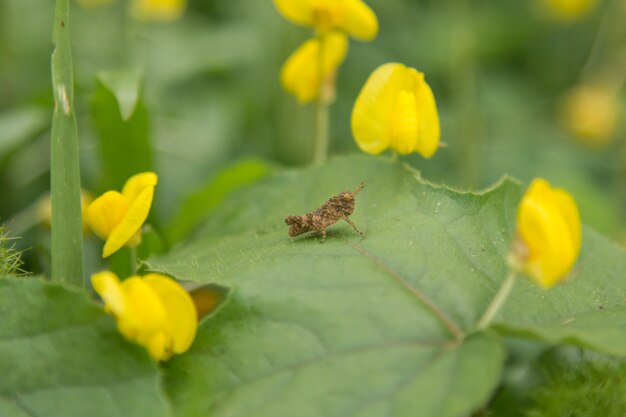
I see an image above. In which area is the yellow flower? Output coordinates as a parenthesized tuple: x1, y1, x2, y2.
(91, 271, 197, 361)
(130, 0, 186, 22)
(540, 0, 597, 21)
(86, 172, 157, 258)
(273, 0, 378, 41)
(512, 179, 581, 288)
(351, 63, 441, 158)
(560, 84, 619, 146)
(280, 32, 349, 103)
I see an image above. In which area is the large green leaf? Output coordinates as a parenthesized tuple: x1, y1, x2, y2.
(149, 155, 626, 417)
(0, 277, 171, 417)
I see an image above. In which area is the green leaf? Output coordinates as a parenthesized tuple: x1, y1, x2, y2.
(165, 159, 272, 244)
(149, 155, 626, 417)
(97, 69, 143, 122)
(0, 277, 172, 417)
(166, 314, 502, 417)
(91, 70, 153, 191)
(50, 0, 83, 287)
(152, 156, 519, 416)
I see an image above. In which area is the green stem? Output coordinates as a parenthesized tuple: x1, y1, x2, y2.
(313, 97, 329, 164)
(312, 33, 329, 165)
(51, 0, 84, 287)
(477, 269, 518, 329)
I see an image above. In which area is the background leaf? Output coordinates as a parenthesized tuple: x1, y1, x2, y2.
(91, 70, 153, 191)
(0, 277, 172, 417)
(97, 69, 143, 122)
(165, 159, 272, 244)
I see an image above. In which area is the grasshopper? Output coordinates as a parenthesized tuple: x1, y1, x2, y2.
(285, 182, 364, 241)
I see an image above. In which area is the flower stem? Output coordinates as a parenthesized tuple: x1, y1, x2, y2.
(51, 0, 84, 287)
(477, 269, 518, 329)
(312, 34, 329, 165)
(313, 97, 329, 164)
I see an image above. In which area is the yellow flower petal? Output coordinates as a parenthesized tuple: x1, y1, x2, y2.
(130, 0, 186, 21)
(103, 186, 154, 258)
(273, 0, 316, 27)
(273, 0, 378, 41)
(280, 32, 348, 103)
(389, 90, 419, 154)
(86, 191, 129, 241)
(93, 272, 168, 359)
(550, 188, 582, 260)
(145, 332, 169, 361)
(91, 271, 127, 317)
(352, 63, 441, 157)
(91, 272, 198, 361)
(352, 63, 404, 154)
(336, 0, 378, 41)
(144, 274, 198, 354)
(516, 179, 581, 288)
(122, 172, 158, 203)
(414, 73, 441, 158)
(87, 173, 157, 258)
(119, 276, 168, 345)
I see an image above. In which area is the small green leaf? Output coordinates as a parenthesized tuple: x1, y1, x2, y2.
(165, 159, 271, 244)
(97, 69, 143, 121)
(91, 70, 153, 191)
(0, 277, 172, 417)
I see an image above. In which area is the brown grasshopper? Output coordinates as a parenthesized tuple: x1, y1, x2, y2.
(285, 182, 364, 241)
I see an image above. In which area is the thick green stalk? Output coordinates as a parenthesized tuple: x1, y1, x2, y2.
(51, 0, 84, 287)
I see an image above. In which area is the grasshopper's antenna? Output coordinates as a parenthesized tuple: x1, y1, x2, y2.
(354, 181, 365, 195)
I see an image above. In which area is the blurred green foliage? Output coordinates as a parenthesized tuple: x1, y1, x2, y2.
(0, 0, 624, 277)
(525, 354, 626, 417)
(489, 342, 626, 416)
